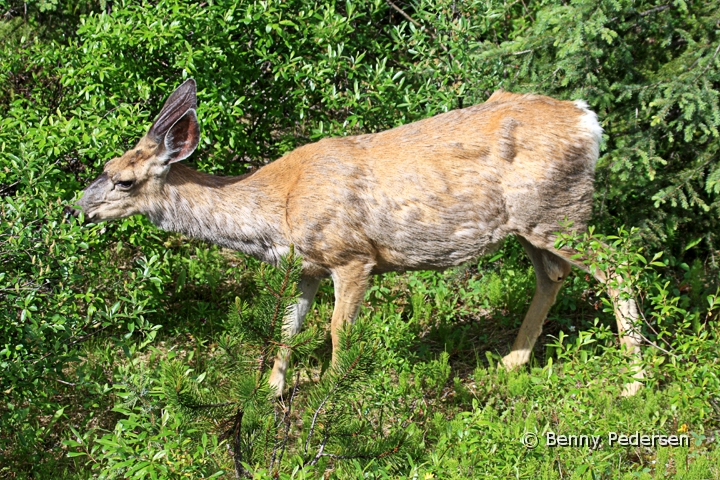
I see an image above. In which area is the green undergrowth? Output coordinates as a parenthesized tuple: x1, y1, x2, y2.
(3, 236, 715, 479)
(2, 0, 720, 477)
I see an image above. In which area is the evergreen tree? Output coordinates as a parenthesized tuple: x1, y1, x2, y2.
(162, 249, 407, 477)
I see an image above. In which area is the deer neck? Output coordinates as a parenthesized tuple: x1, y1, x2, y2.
(145, 163, 289, 264)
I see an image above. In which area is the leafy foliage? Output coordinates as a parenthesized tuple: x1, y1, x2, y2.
(1, 0, 719, 478)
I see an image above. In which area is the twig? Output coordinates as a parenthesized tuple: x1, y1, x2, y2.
(30, 324, 111, 364)
(0, 287, 39, 293)
(184, 400, 236, 409)
(304, 389, 332, 454)
(639, 4, 670, 16)
(271, 371, 300, 471)
(100, 106, 120, 121)
(54, 378, 77, 387)
(691, 42, 720, 83)
(225, 409, 245, 479)
(519, 0, 534, 22)
(634, 329, 678, 359)
(623, 307, 678, 359)
(652, 157, 713, 205)
(311, 441, 404, 462)
(609, 4, 670, 22)
(307, 433, 330, 466)
(0, 182, 18, 196)
(304, 348, 363, 454)
(637, 308, 673, 350)
(385, 0, 449, 53)
(386, 0, 420, 28)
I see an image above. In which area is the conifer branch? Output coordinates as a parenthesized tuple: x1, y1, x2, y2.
(305, 345, 364, 453)
(219, 409, 247, 479)
(262, 246, 296, 373)
(179, 399, 236, 410)
(270, 372, 300, 472)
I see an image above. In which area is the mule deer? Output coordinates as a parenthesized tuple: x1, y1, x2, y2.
(72, 79, 644, 396)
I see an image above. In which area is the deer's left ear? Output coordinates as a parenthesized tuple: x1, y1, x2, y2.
(161, 108, 200, 164)
(148, 78, 197, 142)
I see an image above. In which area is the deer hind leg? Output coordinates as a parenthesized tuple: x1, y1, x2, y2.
(612, 291, 644, 397)
(502, 236, 571, 370)
(269, 276, 321, 396)
(554, 250, 643, 396)
(329, 259, 374, 365)
(521, 234, 644, 396)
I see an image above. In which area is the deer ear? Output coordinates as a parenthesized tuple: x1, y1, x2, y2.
(160, 109, 200, 164)
(147, 78, 197, 142)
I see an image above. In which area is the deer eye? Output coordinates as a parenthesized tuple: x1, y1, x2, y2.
(116, 180, 134, 189)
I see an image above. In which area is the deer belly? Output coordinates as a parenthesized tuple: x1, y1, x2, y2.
(363, 198, 511, 272)
(370, 221, 508, 272)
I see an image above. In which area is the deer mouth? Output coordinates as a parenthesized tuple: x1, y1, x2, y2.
(64, 205, 95, 223)
(64, 205, 82, 218)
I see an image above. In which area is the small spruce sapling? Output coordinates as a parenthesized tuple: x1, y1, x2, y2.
(163, 248, 407, 477)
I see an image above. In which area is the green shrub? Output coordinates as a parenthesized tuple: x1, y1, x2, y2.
(1, 0, 719, 477)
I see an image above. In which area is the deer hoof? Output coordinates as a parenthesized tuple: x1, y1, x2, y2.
(268, 369, 286, 397)
(501, 350, 529, 370)
(621, 380, 643, 397)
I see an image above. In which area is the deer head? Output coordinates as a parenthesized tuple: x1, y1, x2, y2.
(72, 79, 200, 222)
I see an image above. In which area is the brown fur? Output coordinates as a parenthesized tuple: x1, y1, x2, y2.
(75, 80, 643, 396)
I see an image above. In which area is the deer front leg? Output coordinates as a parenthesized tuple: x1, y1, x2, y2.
(330, 260, 373, 365)
(269, 276, 320, 395)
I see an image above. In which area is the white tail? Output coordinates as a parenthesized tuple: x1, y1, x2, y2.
(74, 79, 643, 396)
